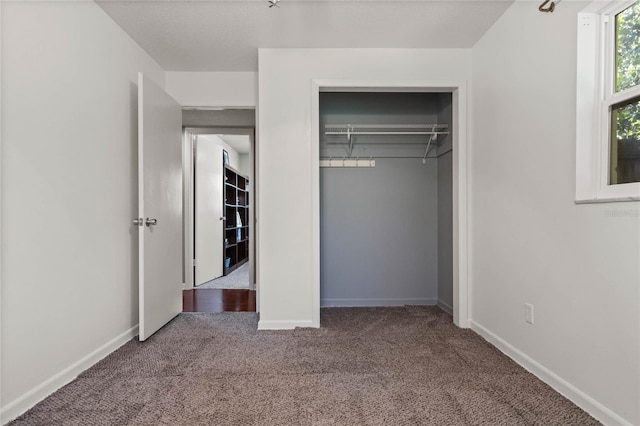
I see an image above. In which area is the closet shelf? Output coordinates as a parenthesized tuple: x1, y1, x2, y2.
(324, 123, 449, 158)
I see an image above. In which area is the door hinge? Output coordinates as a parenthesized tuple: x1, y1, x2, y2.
(192, 259, 196, 267)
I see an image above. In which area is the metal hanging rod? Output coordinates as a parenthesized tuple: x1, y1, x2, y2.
(320, 155, 439, 161)
(325, 123, 449, 137)
(319, 153, 452, 161)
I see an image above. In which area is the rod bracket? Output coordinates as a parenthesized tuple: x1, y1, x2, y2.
(539, 0, 556, 13)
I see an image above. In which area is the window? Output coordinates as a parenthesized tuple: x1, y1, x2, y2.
(576, 0, 640, 202)
(609, 2, 640, 185)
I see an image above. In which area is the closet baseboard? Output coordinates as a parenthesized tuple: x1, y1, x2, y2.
(437, 299, 453, 315)
(320, 298, 437, 308)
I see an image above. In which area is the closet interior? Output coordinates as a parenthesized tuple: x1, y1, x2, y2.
(319, 92, 453, 312)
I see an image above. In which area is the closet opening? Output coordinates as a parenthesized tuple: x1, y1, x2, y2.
(319, 91, 453, 312)
(311, 83, 469, 328)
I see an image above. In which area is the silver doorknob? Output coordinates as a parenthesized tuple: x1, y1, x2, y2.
(145, 218, 158, 226)
(220, 216, 226, 221)
(133, 218, 143, 226)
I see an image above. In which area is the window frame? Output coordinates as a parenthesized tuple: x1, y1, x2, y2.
(576, 0, 640, 203)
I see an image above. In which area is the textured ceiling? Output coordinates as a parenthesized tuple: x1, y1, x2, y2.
(96, 0, 514, 71)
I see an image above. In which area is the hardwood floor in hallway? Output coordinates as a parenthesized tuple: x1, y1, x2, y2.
(182, 289, 256, 313)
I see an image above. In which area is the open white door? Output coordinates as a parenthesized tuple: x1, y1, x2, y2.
(138, 73, 183, 341)
(194, 136, 224, 285)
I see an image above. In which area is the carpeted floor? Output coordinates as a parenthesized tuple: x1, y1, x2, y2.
(197, 262, 249, 289)
(10, 307, 599, 425)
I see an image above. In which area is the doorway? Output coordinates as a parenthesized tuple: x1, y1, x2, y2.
(181, 109, 257, 295)
(193, 134, 251, 289)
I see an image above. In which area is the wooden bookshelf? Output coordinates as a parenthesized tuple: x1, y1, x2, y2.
(223, 164, 249, 275)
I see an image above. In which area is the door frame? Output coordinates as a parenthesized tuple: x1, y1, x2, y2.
(310, 79, 470, 328)
(183, 126, 256, 291)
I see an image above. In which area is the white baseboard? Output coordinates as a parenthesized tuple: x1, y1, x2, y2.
(469, 320, 632, 426)
(320, 297, 437, 308)
(1, 325, 138, 425)
(257, 319, 315, 330)
(437, 299, 453, 315)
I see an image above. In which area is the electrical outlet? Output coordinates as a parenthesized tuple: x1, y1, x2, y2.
(525, 303, 534, 324)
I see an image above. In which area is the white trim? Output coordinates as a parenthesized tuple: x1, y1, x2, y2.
(0, 326, 138, 425)
(257, 320, 315, 330)
(451, 84, 470, 328)
(310, 79, 470, 329)
(320, 298, 438, 308)
(437, 299, 453, 315)
(605, 85, 640, 106)
(575, 195, 639, 203)
(593, 0, 637, 15)
(310, 81, 321, 328)
(0, 6, 3, 424)
(137, 73, 146, 340)
(253, 108, 260, 312)
(182, 129, 195, 289)
(576, 12, 601, 201)
(470, 320, 633, 426)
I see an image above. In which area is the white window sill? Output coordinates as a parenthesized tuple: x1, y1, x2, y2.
(576, 181, 640, 204)
(575, 196, 640, 204)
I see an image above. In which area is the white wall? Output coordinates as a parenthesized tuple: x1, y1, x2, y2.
(258, 48, 471, 328)
(165, 72, 257, 108)
(238, 154, 251, 177)
(471, 2, 639, 424)
(1, 1, 165, 422)
(198, 135, 240, 169)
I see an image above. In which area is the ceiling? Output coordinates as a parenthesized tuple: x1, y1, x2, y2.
(217, 135, 252, 154)
(96, 0, 514, 72)
(198, 134, 251, 154)
(197, 134, 251, 153)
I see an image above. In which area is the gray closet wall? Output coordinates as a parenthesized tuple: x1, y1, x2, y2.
(319, 92, 452, 307)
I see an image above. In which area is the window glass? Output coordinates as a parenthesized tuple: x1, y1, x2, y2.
(610, 96, 640, 184)
(615, 2, 640, 92)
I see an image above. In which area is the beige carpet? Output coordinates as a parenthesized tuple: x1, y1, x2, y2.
(197, 262, 249, 290)
(10, 307, 599, 425)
